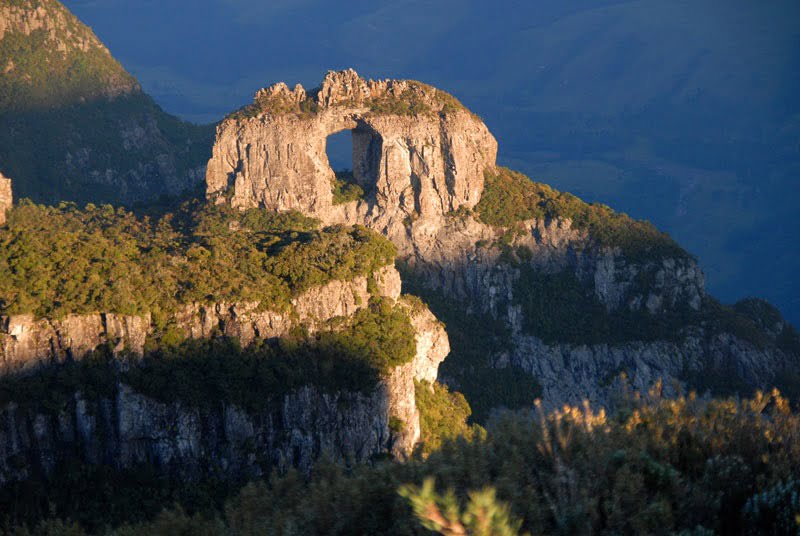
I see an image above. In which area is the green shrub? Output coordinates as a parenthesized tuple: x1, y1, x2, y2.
(388, 417, 405, 434)
(330, 171, 365, 204)
(476, 167, 689, 261)
(0, 201, 395, 318)
(415, 381, 482, 456)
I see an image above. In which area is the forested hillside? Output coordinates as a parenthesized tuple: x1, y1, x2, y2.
(0, 0, 212, 204)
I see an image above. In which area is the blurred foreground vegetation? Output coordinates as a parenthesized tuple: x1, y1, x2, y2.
(3, 389, 799, 535)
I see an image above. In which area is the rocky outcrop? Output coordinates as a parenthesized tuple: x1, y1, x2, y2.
(206, 70, 797, 409)
(206, 69, 496, 234)
(0, 264, 450, 484)
(0, 173, 10, 226)
(0, 265, 401, 374)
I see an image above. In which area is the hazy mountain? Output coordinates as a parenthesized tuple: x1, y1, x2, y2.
(0, 0, 212, 204)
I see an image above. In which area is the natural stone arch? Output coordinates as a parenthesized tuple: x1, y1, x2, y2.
(323, 121, 384, 198)
(206, 69, 498, 224)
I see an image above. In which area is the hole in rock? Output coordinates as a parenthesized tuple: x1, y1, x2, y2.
(325, 127, 383, 202)
(325, 129, 353, 173)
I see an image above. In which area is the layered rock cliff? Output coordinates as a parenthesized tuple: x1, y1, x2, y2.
(0, 265, 400, 374)
(0, 264, 450, 485)
(206, 69, 800, 409)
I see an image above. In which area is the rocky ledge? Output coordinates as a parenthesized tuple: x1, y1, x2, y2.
(0, 265, 450, 484)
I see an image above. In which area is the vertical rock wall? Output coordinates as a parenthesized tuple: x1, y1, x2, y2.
(0, 266, 451, 484)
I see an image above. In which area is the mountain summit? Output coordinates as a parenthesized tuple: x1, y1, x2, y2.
(0, 0, 138, 111)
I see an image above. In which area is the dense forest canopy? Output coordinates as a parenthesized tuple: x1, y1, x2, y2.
(0, 200, 396, 318)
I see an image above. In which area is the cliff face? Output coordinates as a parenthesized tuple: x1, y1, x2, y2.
(206, 69, 798, 408)
(0, 265, 399, 374)
(0, 265, 450, 485)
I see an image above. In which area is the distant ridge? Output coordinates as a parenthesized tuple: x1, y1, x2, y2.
(0, 0, 212, 205)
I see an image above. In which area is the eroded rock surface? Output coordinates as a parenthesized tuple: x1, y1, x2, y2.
(206, 69, 496, 232)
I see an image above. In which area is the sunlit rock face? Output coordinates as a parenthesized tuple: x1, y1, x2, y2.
(0, 174, 11, 226)
(206, 69, 497, 239)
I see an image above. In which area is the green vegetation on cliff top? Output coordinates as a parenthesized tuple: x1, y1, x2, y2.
(476, 166, 689, 261)
(0, 0, 138, 112)
(229, 79, 469, 121)
(0, 200, 396, 318)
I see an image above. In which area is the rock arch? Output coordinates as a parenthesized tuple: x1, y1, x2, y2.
(205, 70, 498, 225)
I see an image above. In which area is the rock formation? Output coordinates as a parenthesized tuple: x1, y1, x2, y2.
(0, 265, 401, 374)
(206, 69, 800, 408)
(206, 69, 496, 243)
(0, 173, 10, 226)
(0, 264, 450, 485)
